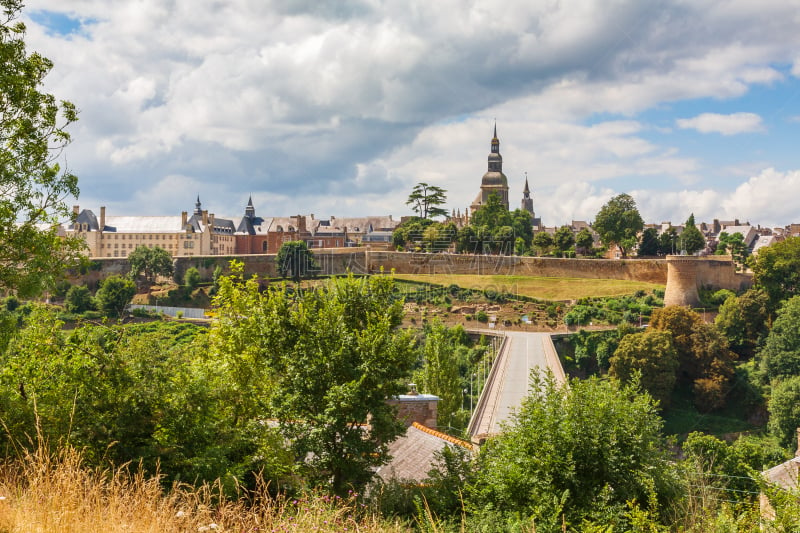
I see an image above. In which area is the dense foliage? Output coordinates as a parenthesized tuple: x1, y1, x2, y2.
(592, 193, 644, 258)
(680, 213, 705, 255)
(470, 373, 678, 529)
(752, 236, 800, 311)
(0, 1, 85, 297)
(211, 264, 417, 493)
(275, 240, 318, 281)
(128, 245, 174, 283)
(609, 330, 679, 408)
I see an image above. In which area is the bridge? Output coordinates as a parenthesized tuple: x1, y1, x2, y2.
(467, 331, 566, 443)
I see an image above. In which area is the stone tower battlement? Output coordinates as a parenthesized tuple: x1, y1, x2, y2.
(663, 256, 701, 307)
(663, 255, 752, 307)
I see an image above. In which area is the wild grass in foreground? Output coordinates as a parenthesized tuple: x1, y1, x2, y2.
(0, 445, 409, 533)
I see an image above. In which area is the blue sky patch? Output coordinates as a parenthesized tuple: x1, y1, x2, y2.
(29, 10, 95, 38)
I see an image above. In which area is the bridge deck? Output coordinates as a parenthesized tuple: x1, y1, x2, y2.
(468, 331, 565, 441)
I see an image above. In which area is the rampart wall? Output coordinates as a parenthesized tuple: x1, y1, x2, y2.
(367, 251, 668, 283)
(74, 251, 751, 303)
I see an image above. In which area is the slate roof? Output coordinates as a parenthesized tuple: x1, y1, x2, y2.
(763, 457, 800, 490)
(94, 215, 185, 233)
(376, 422, 473, 483)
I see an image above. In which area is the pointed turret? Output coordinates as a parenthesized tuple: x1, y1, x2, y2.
(521, 173, 534, 216)
(245, 195, 256, 219)
(194, 195, 202, 216)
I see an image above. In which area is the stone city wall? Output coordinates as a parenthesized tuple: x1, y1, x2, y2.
(367, 251, 668, 283)
(73, 251, 750, 303)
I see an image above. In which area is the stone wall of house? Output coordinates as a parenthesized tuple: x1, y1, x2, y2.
(387, 394, 439, 428)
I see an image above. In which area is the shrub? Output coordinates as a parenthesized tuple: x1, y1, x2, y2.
(475, 310, 489, 323)
(65, 285, 93, 314)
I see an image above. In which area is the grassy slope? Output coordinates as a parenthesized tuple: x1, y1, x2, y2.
(393, 273, 663, 301)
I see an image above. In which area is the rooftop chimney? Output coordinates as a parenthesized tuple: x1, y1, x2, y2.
(73, 205, 79, 216)
(100, 206, 106, 231)
(202, 210, 209, 225)
(181, 211, 188, 228)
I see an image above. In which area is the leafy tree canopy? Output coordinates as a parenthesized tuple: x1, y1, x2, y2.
(638, 227, 659, 257)
(94, 275, 136, 317)
(760, 295, 800, 382)
(470, 373, 677, 528)
(64, 284, 93, 313)
(532, 231, 554, 255)
(211, 264, 417, 494)
(128, 245, 173, 283)
(592, 193, 644, 258)
(575, 227, 595, 254)
(553, 225, 575, 253)
(715, 288, 769, 357)
(609, 330, 678, 408)
(768, 375, 800, 449)
(752, 236, 800, 310)
(275, 240, 318, 282)
(680, 213, 705, 255)
(0, 2, 85, 297)
(406, 182, 448, 219)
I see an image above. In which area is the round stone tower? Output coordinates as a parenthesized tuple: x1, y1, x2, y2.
(663, 255, 701, 307)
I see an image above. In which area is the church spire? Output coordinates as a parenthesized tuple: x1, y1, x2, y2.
(245, 195, 255, 219)
(521, 172, 534, 216)
(194, 195, 202, 216)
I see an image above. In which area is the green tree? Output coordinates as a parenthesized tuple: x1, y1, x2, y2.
(417, 321, 462, 427)
(406, 182, 448, 219)
(575, 227, 595, 255)
(211, 266, 417, 493)
(532, 231, 554, 256)
(650, 306, 736, 410)
(469, 193, 512, 229)
(752, 236, 800, 311)
(680, 214, 705, 255)
(658, 226, 678, 255)
(184, 266, 201, 290)
(768, 375, 800, 449)
(682, 432, 786, 503)
(760, 295, 800, 382)
(592, 193, 644, 258)
(553, 225, 575, 255)
(470, 373, 677, 528)
(638, 227, 659, 257)
(94, 275, 136, 317)
(510, 208, 533, 250)
(64, 284, 93, 313)
(715, 288, 769, 357)
(128, 245, 174, 284)
(275, 240, 318, 282)
(609, 330, 679, 408)
(393, 216, 434, 250)
(0, 310, 289, 490)
(0, 2, 84, 297)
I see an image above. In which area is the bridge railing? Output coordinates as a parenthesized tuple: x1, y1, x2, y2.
(467, 332, 509, 439)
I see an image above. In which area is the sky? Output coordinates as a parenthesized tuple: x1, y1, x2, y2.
(21, 0, 800, 228)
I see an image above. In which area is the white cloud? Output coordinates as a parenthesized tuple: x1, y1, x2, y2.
(15, 0, 800, 227)
(676, 112, 765, 135)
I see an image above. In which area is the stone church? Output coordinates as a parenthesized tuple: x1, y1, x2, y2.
(469, 124, 541, 229)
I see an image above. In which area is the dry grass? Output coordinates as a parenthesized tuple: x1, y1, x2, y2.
(392, 274, 663, 301)
(0, 445, 409, 533)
